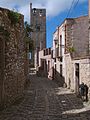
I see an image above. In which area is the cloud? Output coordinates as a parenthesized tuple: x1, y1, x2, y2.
(19, 5, 30, 23)
(0, 0, 86, 22)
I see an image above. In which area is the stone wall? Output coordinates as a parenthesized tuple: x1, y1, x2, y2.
(66, 16, 89, 58)
(73, 58, 90, 95)
(65, 53, 90, 97)
(0, 7, 26, 107)
(72, 16, 89, 58)
(65, 53, 74, 90)
(38, 49, 52, 78)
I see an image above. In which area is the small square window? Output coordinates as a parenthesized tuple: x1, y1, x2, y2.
(36, 26, 40, 31)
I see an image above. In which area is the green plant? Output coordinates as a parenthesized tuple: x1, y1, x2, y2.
(24, 21, 34, 52)
(69, 47, 75, 53)
(24, 21, 33, 37)
(8, 11, 20, 25)
(0, 26, 10, 40)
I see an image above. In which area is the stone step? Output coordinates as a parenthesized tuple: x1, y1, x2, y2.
(29, 68, 37, 75)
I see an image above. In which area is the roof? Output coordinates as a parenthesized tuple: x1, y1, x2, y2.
(53, 15, 88, 34)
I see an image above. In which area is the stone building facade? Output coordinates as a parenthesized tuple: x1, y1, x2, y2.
(30, 3, 46, 68)
(65, 54, 90, 93)
(51, 16, 90, 92)
(0, 8, 26, 108)
(64, 16, 89, 93)
(38, 48, 52, 78)
(52, 24, 66, 86)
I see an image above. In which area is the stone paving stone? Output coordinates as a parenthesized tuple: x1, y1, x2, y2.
(0, 75, 90, 120)
(8, 116, 28, 120)
(61, 114, 68, 119)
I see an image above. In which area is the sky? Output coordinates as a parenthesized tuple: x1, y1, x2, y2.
(0, 0, 88, 48)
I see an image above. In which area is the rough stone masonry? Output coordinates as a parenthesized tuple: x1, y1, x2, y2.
(0, 7, 26, 108)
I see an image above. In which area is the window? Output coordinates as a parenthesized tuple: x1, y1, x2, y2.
(39, 10, 44, 16)
(43, 50, 45, 56)
(58, 57, 63, 62)
(60, 35, 62, 45)
(49, 48, 51, 54)
(36, 26, 40, 31)
(40, 10, 42, 14)
(60, 35, 62, 56)
(46, 49, 48, 55)
(51, 50, 53, 58)
(33, 8, 37, 13)
(54, 58, 56, 62)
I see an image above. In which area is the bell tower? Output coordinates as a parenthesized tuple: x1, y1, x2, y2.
(30, 3, 46, 68)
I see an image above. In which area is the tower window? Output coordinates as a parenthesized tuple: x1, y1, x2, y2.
(39, 10, 43, 16)
(36, 25, 40, 31)
(40, 10, 42, 13)
(33, 8, 37, 13)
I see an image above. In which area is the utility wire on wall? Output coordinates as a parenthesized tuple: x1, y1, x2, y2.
(66, 0, 80, 18)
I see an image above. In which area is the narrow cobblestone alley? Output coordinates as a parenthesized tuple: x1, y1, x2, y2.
(0, 75, 90, 120)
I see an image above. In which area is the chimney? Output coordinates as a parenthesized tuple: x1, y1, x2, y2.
(30, 3, 32, 25)
(30, 3, 32, 10)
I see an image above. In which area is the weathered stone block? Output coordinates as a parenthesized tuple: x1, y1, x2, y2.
(0, 7, 26, 108)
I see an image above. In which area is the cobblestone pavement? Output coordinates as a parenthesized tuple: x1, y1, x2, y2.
(0, 75, 90, 120)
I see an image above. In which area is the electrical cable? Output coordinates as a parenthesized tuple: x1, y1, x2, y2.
(67, 0, 75, 18)
(69, 0, 80, 18)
